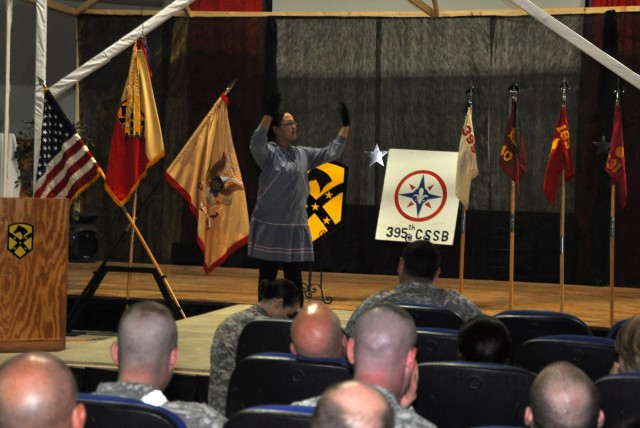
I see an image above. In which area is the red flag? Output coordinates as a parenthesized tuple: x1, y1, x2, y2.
(499, 99, 527, 184)
(606, 103, 627, 209)
(35, 90, 103, 201)
(543, 105, 575, 205)
(164, 94, 249, 273)
(104, 39, 164, 206)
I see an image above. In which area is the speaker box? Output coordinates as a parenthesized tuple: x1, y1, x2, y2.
(70, 215, 99, 262)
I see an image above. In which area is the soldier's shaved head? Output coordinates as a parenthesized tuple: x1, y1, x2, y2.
(0, 352, 86, 428)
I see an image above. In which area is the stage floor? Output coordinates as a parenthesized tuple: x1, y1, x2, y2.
(1, 262, 634, 374)
(68, 262, 638, 328)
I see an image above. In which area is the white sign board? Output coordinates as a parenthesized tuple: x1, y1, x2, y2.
(375, 149, 459, 245)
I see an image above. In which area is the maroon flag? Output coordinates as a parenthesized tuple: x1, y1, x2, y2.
(35, 90, 103, 201)
(543, 105, 575, 205)
(499, 99, 527, 185)
(605, 103, 627, 208)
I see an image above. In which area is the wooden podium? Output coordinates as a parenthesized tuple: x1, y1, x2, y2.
(0, 197, 68, 351)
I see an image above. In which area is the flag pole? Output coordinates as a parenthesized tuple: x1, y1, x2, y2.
(125, 190, 138, 302)
(559, 79, 569, 312)
(508, 84, 519, 310)
(459, 86, 473, 294)
(609, 184, 615, 327)
(608, 83, 622, 327)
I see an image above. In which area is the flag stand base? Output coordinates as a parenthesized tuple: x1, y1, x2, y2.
(302, 239, 333, 304)
(67, 263, 185, 332)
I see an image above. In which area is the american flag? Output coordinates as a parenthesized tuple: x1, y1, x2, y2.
(35, 90, 103, 201)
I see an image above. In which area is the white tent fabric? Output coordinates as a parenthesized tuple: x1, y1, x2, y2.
(48, 0, 196, 98)
(32, 0, 196, 195)
(1, 0, 13, 197)
(33, 0, 47, 190)
(510, 0, 640, 91)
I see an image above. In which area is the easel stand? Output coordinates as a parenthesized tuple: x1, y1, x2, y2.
(302, 234, 333, 304)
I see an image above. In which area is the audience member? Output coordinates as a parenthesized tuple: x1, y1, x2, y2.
(525, 361, 604, 428)
(209, 278, 301, 413)
(96, 300, 226, 428)
(295, 303, 436, 428)
(346, 240, 481, 336)
(312, 380, 394, 428)
(611, 314, 640, 374)
(458, 315, 512, 364)
(0, 352, 86, 428)
(290, 302, 347, 359)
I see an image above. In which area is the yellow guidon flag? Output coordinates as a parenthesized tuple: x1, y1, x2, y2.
(306, 162, 347, 242)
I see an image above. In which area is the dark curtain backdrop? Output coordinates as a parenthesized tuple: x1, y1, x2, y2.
(576, 12, 640, 286)
(77, 13, 640, 286)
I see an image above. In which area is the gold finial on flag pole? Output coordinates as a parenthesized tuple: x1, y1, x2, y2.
(224, 78, 238, 96)
(561, 78, 570, 106)
(509, 82, 519, 101)
(614, 78, 623, 105)
(466, 83, 474, 107)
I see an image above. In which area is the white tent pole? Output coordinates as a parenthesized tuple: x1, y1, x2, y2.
(2, 0, 13, 198)
(48, 0, 196, 98)
(509, 0, 640, 91)
(33, 0, 47, 195)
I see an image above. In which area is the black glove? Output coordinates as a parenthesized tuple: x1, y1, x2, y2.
(339, 101, 350, 127)
(265, 92, 281, 117)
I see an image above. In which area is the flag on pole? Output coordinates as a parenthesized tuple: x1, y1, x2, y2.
(543, 105, 575, 205)
(606, 103, 627, 209)
(455, 104, 479, 210)
(499, 99, 527, 184)
(164, 93, 249, 273)
(104, 39, 164, 206)
(34, 89, 103, 201)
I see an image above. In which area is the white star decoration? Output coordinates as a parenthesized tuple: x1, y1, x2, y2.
(365, 144, 388, 167)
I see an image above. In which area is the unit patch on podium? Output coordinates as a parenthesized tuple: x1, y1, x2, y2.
(7, 223, 34, 259)
(306, 162, 347, 242)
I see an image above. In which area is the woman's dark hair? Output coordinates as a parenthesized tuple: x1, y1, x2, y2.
(458, 315, 512, 364)
(258, 278, 300, 307)
(267, 111, 285, 141)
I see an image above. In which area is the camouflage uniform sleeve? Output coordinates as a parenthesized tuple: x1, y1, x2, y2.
(208, 319, 240, 413)
(454, 294, 483, 321)
(163, 401, 227, 428)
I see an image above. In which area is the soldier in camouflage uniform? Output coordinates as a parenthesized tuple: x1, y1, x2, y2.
(345, 240, 482, 336)
(95, 300, 227, 428)
(295, 303, 437, 428)
(208, 278, 301, 414)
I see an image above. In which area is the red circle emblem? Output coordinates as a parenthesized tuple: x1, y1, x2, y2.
(394, 170, 447, 222)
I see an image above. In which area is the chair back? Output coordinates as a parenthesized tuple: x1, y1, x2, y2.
(236, 319, 293, 363)
(79, 393, 187, 428)
(224, 404, 314, 428)
(397, 303, 464, 329)
(226, 353, 352, 416)
(607, 318, 628, 339)
(416, 361, 535, 427)
(416, 327, 459, 363)
(596, 373, 640, 428)
(513, 334, 616, 380)
(494, 310, 591, 354)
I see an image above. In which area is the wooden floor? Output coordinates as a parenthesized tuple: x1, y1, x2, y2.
(68, 262, 640, 329)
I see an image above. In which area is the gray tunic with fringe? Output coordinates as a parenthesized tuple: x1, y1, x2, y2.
(248, 125, 346, 262)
